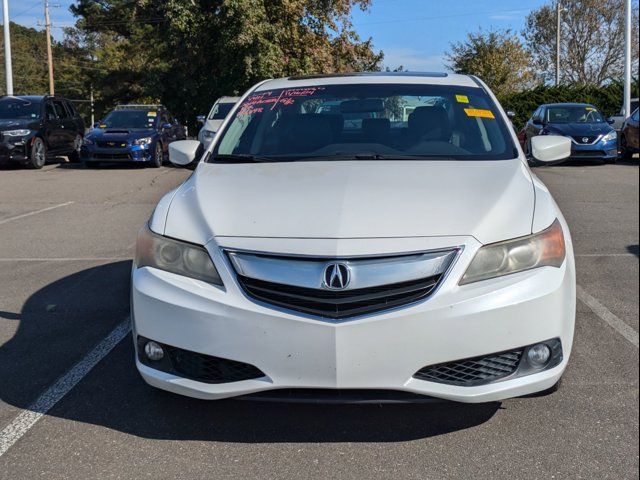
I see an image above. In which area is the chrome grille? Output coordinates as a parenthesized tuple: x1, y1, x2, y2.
(237, 274, 441, 319)
(229, 249, 457, 319)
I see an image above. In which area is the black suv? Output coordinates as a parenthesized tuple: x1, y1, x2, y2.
(0, 95, 85, 169)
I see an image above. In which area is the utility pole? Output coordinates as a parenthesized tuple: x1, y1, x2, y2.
(44, 0, 54, 94)
(555, 1, 562, 86)
(2, 0, 13, 95)
(90, 84, 94, 125)
(623, 0, 631, 117)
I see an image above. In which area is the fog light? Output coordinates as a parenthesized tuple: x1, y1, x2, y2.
(527, 343, 551, 367)
(144, 341, 164, 361)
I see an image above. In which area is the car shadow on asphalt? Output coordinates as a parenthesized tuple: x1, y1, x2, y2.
(1, 261, 500, 442)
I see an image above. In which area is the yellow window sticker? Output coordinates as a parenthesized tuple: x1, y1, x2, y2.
(585, 107, 596, 111)
(99, 124, 107, 128)
(147, 111, 157, 117)
(455, 94, 469, 103)
(464, 108, 495, 119)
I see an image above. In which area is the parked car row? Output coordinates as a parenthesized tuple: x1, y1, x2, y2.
(519, 102, 639, 164)
(0, 95, 188, 169)
(0, 91, 636, 170)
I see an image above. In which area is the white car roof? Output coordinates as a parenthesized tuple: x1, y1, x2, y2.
(255, 72, 479, 91)
(216, 96, 241, 104)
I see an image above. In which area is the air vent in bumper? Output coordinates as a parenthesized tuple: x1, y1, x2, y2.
(137, 336, 265, 384)
(414, 350, 523, 386)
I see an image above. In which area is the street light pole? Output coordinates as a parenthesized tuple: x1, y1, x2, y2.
(623, 0, 631, 117)
(44, 0, 54, 95)
(556, 1, 562, 86)
(2, 0, 13, 95)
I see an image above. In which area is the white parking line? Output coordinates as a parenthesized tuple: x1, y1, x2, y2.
(577, 285, 639, 348)
(0, 202, 74, 226)
(0, 319, 131, 457)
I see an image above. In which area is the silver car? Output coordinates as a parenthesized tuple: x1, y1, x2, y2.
(197, 96, 240, 148)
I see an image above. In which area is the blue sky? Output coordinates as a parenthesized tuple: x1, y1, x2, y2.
(7, 0, 549, 71)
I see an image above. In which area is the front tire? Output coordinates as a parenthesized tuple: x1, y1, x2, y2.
(28, 137, 46, 169)
(68, 134, 83, 163)
(620, 135, 633, 160)
(149, 142, 163, 168)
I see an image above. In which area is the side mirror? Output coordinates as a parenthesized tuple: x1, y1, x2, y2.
(162, 123, 172, 130)
(606, 117, 615, 125)
(169, 140, 202, 166)
(532, 118, 544, 126)
(196, 115, 206, 125)
(92, 122, 100, 129)
(531, 135, 571, 163)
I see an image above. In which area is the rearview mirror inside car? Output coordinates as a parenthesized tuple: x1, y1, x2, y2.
(340, 99, 384, 113)
(169, 140, 202, 166)
(530, 135, 571, 163)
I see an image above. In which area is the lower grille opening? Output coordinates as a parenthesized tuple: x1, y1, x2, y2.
(137, 337, 265, 384)
(237, 274, 442, 319)
(413, 349, 524, 387)
(165, 346, 265, 384)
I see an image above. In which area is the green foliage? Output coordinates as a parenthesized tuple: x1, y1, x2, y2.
(0, 23, 49, 96)
(498, 81, 640, 131)
(68, 0, 383, 129)
(446, 29, 534, 97)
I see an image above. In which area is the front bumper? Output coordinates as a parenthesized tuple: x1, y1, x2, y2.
(0, 138, 30, 162)
(81, 143, 153, 162)
(569, 138, 618, 160)
(132, 234, 576, 403)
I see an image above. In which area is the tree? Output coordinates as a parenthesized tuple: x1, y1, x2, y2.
(523, 0, 639, 85)
(445, 29, 534, 96)
(68, 0, 383, 128)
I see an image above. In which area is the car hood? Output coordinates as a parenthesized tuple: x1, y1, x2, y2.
(0, 118, 39, 131)
(87, 128, 156, 141)
(164, 159, 535, 245)
(546, 122, 612, 136)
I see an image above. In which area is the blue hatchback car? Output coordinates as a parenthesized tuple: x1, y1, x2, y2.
(523, 103, 618, 163)
(81, 105, 186, 167)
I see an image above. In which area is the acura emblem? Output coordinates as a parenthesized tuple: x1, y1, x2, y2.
(323, 263, 351, 290)
(582, 137, 589, 143)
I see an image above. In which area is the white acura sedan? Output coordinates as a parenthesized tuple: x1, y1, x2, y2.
(132, 72, 576, 403)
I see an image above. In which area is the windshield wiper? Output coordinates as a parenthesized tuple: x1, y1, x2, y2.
(212, 154, 281, 163)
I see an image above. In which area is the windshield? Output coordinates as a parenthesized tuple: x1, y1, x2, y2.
(101, 110, 157, 129)
(209, 102, 235, 120)
(212, 83, 516, 161)
(0, 97, 41, 119)
(546, 106, 605, 124)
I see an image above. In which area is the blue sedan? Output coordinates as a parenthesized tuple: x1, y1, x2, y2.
(523, 103, 618, 164)
(81, 105, 186, 168)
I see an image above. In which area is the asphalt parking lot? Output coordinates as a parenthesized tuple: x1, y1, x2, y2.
(0, 159, 638, 479)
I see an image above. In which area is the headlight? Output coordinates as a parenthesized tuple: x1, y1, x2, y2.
(460, 219, 565, 285)
(135, 224, 223, 285)
(602, 130, 617, 142)
(202, 130, 216, 139)
(133, 137, 153, 145)
(82, 137, 94, 145)
(3, 129, 31, 137)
